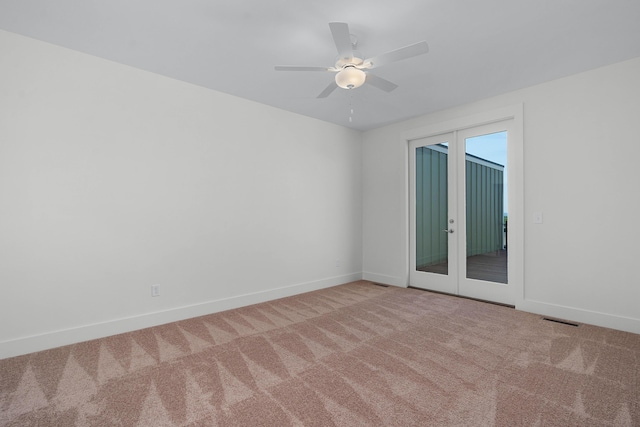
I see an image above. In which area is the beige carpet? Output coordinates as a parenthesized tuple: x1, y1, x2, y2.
(1, 281, 638, 426)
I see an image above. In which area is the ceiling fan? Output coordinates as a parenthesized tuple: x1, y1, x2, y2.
(275, 22, 429, 98)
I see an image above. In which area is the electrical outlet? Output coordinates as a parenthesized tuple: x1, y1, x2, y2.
(533, 212, 543, 224)
(151, 284, 160, 297)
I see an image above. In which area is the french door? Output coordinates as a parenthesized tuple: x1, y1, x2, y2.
(409, 120, 515, 305)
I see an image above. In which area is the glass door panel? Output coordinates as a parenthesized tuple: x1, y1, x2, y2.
(464, 131, 508, 284)
(409, 133, 457, 295)
(416, 144, 448, 275)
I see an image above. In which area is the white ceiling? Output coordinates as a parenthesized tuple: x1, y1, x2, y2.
(2, 0, 640, 131)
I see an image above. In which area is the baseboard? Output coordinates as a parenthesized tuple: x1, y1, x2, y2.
(362, 271, 407, 288)
(0, 272, 363, 359)
(517, 298, 640, 335)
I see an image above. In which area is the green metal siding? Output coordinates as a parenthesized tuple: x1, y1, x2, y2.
(466, 160, 504, 256)
(416, 146, 448, 268)
(416, 146, 504, 268)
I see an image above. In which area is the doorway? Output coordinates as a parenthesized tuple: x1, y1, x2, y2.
(409, 119, 517, 305)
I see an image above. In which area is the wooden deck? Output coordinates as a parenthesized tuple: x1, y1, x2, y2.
(417, 249, 507, 284)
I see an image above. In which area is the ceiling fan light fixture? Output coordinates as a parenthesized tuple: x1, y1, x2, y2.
(335, 66, 366, 89)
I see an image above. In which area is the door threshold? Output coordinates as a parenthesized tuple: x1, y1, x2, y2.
(408, 286, 515, 308)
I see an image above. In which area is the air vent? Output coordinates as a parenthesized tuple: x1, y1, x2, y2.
(542, 317, 580, 327)
(371, 282, 389, 287)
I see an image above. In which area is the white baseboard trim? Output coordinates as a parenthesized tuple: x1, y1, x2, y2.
(517, 298, 640, 335)
(0, 272, 363, 359)
(362, 271, 407, 288)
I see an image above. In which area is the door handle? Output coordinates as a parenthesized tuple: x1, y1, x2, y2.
(442, 229, 454, 233)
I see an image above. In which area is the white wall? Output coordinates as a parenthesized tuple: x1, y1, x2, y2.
(0, 30, 363, 359)
(363, 56, 640, 334)
(3, 28, 638, 360)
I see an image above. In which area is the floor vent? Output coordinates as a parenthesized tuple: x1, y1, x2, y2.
(542, 317, 580, 327)
(371, 282, 390, 287)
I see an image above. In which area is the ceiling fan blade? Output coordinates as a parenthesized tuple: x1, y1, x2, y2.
(317, 81, 338, 98)
(364, 41, 429, 69)
(365, 73, 399, 92)
(275, 66, 331, 72)
(329, 22, 353, 61)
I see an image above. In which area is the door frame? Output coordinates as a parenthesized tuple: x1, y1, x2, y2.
(403, 104, 524, 306)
